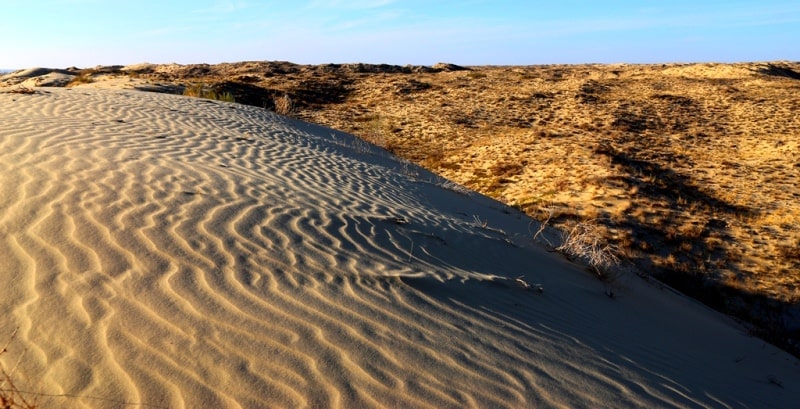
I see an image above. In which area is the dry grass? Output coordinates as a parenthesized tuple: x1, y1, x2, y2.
(557, 219, 621, 278)
(297, 62, 799, 352)
(273, 94, 295, 116)
(65, 72, 93, 87)
(3, 86, 36, 95)
(183, 83, 234, 102)
(0, 330, 36, 409)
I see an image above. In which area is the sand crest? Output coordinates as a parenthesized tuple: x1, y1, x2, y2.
(0, 88, 797, 408)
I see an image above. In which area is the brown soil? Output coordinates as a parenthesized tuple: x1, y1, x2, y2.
(4, 60, 800, 351)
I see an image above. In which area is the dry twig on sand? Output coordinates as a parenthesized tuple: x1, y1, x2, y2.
(0, 329, 36, 409)
(4, 86, 36, 95)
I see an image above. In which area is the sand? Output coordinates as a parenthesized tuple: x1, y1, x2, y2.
(0, 87, 798, 408)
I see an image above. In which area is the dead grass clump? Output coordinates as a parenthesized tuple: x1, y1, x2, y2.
(273, 94, 295, 116)
(0, 330, 36, 409)
(362, 114, 390, 148)
(66, 72, 94, 87)
(557, 219, 620, 277)
(4, 86, 36, 95)
(183, 83, 234, 103)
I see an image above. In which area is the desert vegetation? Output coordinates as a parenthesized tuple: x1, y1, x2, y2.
(272, 93, 295, 116)
(65, 71, 93, 87)
(2, 61, 798, 354)
(188, 61, 800, 352)
(182, 82, 234, 102)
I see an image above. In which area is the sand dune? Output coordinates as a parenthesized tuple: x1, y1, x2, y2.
(0, 88, 798, 408)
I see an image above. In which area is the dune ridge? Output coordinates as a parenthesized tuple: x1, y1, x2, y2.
(0, 88, 798, 408)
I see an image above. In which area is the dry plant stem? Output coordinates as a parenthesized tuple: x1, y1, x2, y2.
(5, 86, 36, 95)
(532, 208, 555, 248)
(557, 219, 620, 278)
(515, 275, 544, 293)
(0, 329, 36, 409)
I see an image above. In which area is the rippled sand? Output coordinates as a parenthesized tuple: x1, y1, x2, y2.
(0, 88, 797, 408)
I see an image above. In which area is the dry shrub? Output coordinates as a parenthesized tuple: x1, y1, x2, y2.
(363, 115, 389, 147)
(182, 83, 205, 98)
(183, 83, 234, 103)
(4, 86, 36, 95)
(66, 72, 94, 87)
(273, 94, 294, 116)
(557, 219, 620, 277)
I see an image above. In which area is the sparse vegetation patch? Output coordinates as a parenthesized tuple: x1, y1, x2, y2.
(182, 83, 234, 102)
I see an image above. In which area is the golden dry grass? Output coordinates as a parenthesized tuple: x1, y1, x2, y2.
(65, 72, 93, 87)
(298, 63, 800, 298)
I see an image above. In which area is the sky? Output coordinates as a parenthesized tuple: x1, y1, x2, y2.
(1, 0, 799, 68)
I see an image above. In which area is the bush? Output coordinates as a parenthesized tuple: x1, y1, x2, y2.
(66, 72, 94, 87)
(273, 94, 294, 116)
(182, 83, 234, 102)
(556, 219, 620, 278)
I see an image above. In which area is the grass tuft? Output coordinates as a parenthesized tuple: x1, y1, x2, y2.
(273, 94, 295, 116)
(66, 72, 94, 87)
(556, 219, 620, 278)
(183, 83, 234, 103)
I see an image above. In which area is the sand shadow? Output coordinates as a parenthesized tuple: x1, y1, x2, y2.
(753, 63, 800, 80)
(593, 144, 798, 355)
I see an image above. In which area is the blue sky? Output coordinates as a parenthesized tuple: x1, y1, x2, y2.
(2, 0, 799, 68)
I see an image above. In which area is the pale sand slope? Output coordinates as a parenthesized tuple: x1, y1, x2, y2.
(0, 88, 797, 409)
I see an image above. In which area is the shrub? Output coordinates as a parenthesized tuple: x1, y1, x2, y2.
(273, 94, 294, 116)
(182, 83, 234, 102)
(466, 71, 487, 79)
(66, 72, 94, 87)
(556, 219, 620, 278)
